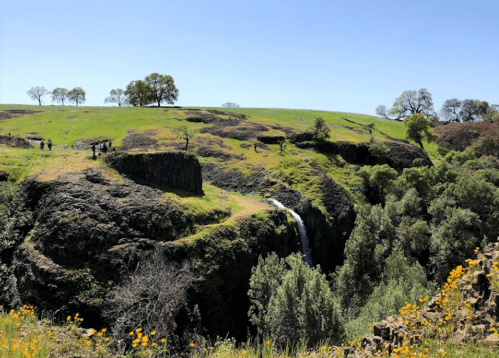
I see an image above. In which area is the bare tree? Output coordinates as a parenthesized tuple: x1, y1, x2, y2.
(26, 86, 49, 105)
(459, 99, 482, 122)
(376, 88, 436, 121)
(51, 88, 69, 105)
(104, 89, 127, 106)
(222, 102, 240, 108)
(439, 98, 462, 123)
(103, 250, 202, 343)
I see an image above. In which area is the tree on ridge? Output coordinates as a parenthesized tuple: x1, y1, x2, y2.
(104, 89, 127, 107)
(67, 87, 86, 106)
(27, 86, 49, 105)
(51, 88, 69, 105)
(376, 88, 436, 121)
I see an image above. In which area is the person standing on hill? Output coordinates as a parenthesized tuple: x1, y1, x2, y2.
(91, 144, 96, 158)
(40, 139, 44, 150)
(47, 138, 52, 151)
(102, 142, 108, 154)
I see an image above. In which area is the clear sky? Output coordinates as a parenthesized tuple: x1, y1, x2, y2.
(0, 0, 497, 116)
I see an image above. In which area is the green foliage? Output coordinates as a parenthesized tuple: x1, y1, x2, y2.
(173, 125, 197, 150)
(309, 117, 330, 141)
(404, 113, 436, 149)
(368, 137, 388, 161)
(51, 87, 68, 105)
(345, 251, 435, 339)
(248, 253, 286, 336)
(104, 89, 126, 107)
(67, 87, 86, 106)
(144, 73, 179, 107)
(124, 80, 152, 107)
(249, 253, 344, 346)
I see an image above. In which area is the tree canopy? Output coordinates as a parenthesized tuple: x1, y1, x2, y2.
(67, 87, 86, 106)
(51, 88, 68, 105)
(144, 73, 179, 107)
(440, 98, 499, 123)
(124, 73, 179, 107)
(104, 89, 127, 107)
(376, 88, 436, 121)
(26, 86, 49, 105)
(404, 113, 436, 149)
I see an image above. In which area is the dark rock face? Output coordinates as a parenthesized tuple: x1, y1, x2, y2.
(0, 135, 32, 149)
(336, 141, 374, 164)
(105, 151, 203, 195)
(0, 170, 8, 181)
(321, 176, 356, 262)
(3, 170, 300, 340)
(384, 142, 433, 172)
(17, 170, 194, 266)
(257, 135, 285, 144)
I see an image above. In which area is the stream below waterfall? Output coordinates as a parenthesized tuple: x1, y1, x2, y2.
(269, 198, 313, 266)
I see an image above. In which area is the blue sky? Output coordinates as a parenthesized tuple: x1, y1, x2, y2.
(0, 0, 497, 116)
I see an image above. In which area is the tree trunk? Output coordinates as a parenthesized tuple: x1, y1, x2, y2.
(417, 138, 424, 149)
(38, 98, 41, 105)
(185, 138, 189, 151)
(158, 99, 161, 107)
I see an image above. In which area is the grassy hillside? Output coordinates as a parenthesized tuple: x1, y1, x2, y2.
(0, 104, 440, 208)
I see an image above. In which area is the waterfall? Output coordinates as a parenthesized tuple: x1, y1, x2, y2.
(268, 198, 312, 266)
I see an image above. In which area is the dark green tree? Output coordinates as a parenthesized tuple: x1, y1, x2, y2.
(309, 117, 330, 141)
(124, 80, 152, 107)
(144, 73, 179, 107)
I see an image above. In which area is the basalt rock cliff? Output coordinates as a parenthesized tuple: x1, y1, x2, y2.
(104, 151, 203, 195)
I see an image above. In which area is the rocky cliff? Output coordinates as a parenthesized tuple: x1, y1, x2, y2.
(104, 151, 203, 195)
(1, 169, 300, 339)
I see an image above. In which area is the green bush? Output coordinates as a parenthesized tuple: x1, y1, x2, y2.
(248, 253, 344, 346)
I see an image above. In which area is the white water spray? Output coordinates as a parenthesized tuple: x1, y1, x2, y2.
(269, 198, 312, 266)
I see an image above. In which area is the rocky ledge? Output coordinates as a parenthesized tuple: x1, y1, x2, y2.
(104, 151, 203, 195)
(343, 239, 499, 357)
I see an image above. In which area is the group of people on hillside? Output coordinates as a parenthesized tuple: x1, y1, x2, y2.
(36, 138, 114, 158)
(91, 141, 113, 159)
(39, 138, 52, 151)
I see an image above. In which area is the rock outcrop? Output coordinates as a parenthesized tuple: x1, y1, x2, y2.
(0, 135, 32, 149)
(384, 142, 433, 172)
(342, 239, 499, 357)
(104, 151, 203, 195)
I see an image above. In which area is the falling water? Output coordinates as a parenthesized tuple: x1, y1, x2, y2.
(269, 198, 312, 266)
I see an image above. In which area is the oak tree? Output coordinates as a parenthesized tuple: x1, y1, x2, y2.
(26, 86, 49, 105)
(104, 88, 127, 106)
(67, 87, 86, 106)
(376, 88, 436, 121)
(51, 88, 69, 105)
(144, 73, 179, 107)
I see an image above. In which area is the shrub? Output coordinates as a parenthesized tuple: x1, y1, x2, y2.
(248, 253, 344, 346)
(103, 250, 202, 348)
(435, 121, 499, 156)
